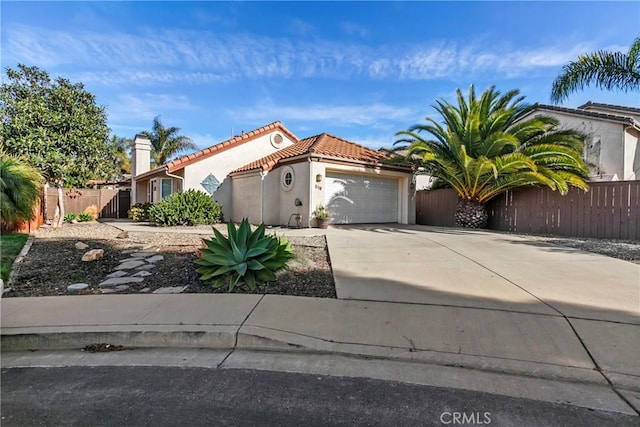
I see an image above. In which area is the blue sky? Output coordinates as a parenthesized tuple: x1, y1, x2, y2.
(2, 1, 639, 153)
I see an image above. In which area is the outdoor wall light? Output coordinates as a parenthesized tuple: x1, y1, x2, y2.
(316, 174, 323, 182)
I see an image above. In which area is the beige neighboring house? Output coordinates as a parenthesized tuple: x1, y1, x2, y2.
(131, 121, 416, 227)
(520, 102, 640, 181)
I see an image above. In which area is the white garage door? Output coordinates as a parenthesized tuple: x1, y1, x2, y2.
(324, 172, 399, 224)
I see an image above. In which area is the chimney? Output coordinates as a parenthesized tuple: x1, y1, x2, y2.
(131, 134, 152, 206)
(132, 134, 151, 176)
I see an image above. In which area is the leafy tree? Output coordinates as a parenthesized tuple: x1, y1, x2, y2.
(0, 152, 43, 226)
(141, 115, 197, 166)
(0, 64, 116, 227)
(396, 85, 590, 228)
(550, 37, 640, 103)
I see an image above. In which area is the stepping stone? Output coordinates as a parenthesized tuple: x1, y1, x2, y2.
(99, 277, 145, 287)
(152, 286, 188, 294)
(146, 255, 164, 263)
(119, 257, 145, 263)
(115, 285, 130, 291)
(67, 283, 89, 292)
(106, 271, 129, 278)
(114, 260, 146, 270)
(135, 264, 157, 271)
(130, 252, 155, 258)
(132, 271, 152, 277)
(139, 287, 151, 293)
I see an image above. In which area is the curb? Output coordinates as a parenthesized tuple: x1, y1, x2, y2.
(0, 326, 609, 387)
(5, 235, 35, 292)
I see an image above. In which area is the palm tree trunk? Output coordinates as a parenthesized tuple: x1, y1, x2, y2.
(455, 199, 488, 228)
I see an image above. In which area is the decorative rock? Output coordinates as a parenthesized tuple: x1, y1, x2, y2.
(114, 260, 146, 270)
(132, 271, 152, 277)
(135, 264, 157, 271)
(71, 219, 78, 224)
(116, 231, 129, 239)
(115, 285, 130, 291)
(67, 283, 89, 292)
(101, 289, 116, 294)
(139, 287, 151, 293)
(106, 270, 129, 278)
(146, 255, 164, 263)
(98, 277, 145, 287)
(75, 242, 89, 250)
(152, 286, 188, 294)
(82, 249, 104, 262)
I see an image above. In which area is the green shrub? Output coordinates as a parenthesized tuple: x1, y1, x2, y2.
(128, 203, 153, 222)
(149, 190, 222, 226)
(63, 212, 77, 223)
(0, 154, 42, 226)
(195, 219, 293, 292)
(77, 212, 93, 222)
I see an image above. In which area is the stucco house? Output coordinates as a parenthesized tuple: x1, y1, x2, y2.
(519, 102, 640, 181)
(131, 121, 416, 227)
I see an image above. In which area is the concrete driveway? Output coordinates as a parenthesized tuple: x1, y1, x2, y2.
(327, 224, 640, 397)
(327, 224, 640, 324)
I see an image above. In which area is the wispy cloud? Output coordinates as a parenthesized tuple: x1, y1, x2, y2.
(107, 93, 193, 122)
(228, 101, 419, 128)
(3, 23, 602, 86)
(340, 22, 369, 38)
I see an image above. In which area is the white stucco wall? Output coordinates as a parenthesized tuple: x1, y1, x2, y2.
(230, 174, 263, 224)
(182, 131, 295, 218)
(624, 128, 640, 180)
(530, 111, 627, 179)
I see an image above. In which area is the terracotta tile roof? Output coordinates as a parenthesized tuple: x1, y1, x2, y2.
(231, 133, 397, 173)
(135, 121, 298, 180)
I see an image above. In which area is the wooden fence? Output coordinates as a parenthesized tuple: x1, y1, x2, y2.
(416, 181, 640, 240)
(46, 188, 126, 220)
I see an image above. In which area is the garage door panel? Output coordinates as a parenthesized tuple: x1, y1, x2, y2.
(325, 173, 398, 224)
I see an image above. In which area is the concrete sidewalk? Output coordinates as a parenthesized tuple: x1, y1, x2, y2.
(1, 294, 638, 415)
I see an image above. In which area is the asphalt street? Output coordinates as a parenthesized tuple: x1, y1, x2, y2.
(2, 365, 637, 426)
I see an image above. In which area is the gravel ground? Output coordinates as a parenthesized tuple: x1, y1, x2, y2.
(5, 222, 638, 298)
(6, 222, 336, 298)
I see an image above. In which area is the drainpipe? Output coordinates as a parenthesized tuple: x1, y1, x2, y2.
(260, 170, 268, 224)
(165, 170, 184, 193)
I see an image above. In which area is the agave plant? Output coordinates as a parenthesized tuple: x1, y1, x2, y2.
(195, 219, 294, 292)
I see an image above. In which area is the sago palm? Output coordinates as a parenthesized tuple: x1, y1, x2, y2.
(551, 36, 640, 103)
(395, 85, 590, 228)
(141, 116, 197, 166)
(0, 153, 43, 225)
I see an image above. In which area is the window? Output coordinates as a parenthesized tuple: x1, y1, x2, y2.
(161, 178, 173, 199)
(281, 166, 294, 191)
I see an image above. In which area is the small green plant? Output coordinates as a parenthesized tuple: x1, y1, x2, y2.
(63, 212, 77, 223)
(313, 204, 331, 219)
(77, 212, 93, 222)
(128, 203, 153, 222)
(195, 219, 294, 292)
(149, 190, 222, 226)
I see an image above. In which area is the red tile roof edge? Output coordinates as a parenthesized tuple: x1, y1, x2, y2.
(158, 121, 298, 173)
(230, 133, 409, 175)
